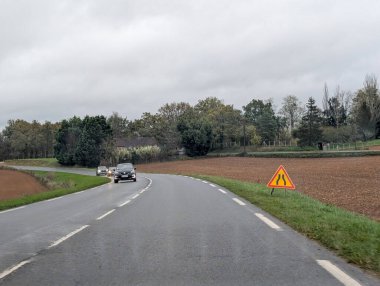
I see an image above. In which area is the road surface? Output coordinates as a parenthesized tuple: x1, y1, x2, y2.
(0, 167, 378, 285)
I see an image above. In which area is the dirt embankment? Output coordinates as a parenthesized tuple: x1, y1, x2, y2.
(0, 169, 48, 201)
(138, 156, 380, 221)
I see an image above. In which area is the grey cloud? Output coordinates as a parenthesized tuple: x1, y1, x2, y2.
(1, 0, 380, 129)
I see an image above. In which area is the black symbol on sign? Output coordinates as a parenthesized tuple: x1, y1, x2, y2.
(276, 174, 287, 186)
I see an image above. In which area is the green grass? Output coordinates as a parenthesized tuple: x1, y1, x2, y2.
(4, 158, 96, 171)
(0, 171, 109, 211)
(366, 139, 380, 146)
(193, 175, 380, 274)
(5, 158, 61, 167)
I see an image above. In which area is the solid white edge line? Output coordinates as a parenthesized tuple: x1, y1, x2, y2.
(119, 200, 131, 207)
(46, 197, 61, 202)
(316, 260, 362, 286)
(209, 184, 216, 187)
(232, 198, 246, 206)
(48, 225, 89, 248)
(132, 194, 140, 199)
(96, 209, 115, 220)
(255, 213, 281, 230)
(0, 206, 25, 214)
(0, 259, 33, 280)
(142, 177, 153, 190)
(218, 189, 227, 194)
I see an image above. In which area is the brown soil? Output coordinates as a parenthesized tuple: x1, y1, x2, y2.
(369, 146, 380, 151)
(138, 157, 380, 221)
(0, 170, 48, 200)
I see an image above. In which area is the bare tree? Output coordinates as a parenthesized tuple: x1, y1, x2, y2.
(323, 83, 329, 112)
(279, 95, 304, 134)
(352, 74, 380, 140)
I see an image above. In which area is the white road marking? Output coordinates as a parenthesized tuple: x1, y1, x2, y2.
(46, 197, 61, 202)
(48, 225, 89, 248)
(143, 177, 153, 189)
(196, 178, 201, 181)
(218, 189, 227, 194)
(202, 180, 208, 184)
(255, 213, 281, 230)
(232, 198, 246, 206)
(119, 200, 131, 207)
(132, 194, 140, 199)
(0, 259, 33, 279)
(96, 209, 115, 220)
(209, 184, 216, 187)
(317, 260, 362, 286)
(0, 206, 25, 214)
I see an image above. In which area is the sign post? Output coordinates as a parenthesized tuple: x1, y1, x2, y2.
(267, 165, 295, 195)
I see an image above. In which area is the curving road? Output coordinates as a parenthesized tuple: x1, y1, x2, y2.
(0, 167, 378, 285)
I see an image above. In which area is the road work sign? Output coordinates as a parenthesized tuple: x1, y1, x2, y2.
(267, 165, 295, 190)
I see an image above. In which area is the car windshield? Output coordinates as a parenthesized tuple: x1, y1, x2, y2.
(117, 164, 133, 171)
(98, 166, 107, 170)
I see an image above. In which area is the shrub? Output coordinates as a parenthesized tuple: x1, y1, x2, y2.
(115, 145, 162, 164)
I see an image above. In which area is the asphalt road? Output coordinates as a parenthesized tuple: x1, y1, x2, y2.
(0, 168, 378, 285)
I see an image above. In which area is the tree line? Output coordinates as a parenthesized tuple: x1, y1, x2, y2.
(0, 74, 379, 164)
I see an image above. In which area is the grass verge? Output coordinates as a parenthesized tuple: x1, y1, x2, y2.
(4, 158, 96, 170)
(0, 171, 109, 211)
(195, 174, 380, 275)
(5, 158, 61, 167)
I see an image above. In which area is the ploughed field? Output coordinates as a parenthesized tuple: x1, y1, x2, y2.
(0, 169, 47, 200)
(138, 157, 380, 221)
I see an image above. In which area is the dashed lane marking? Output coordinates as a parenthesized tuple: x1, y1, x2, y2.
(119, 200, 131, 207)
(316, 260, 362, 286)
(218, 189, 227, 194)
(255, 213, 281, 230)
(0, 259, 34, 280)
(232, 198, 246, 206)
(48, 225, 89, 248)
(96, 209, 115, 221)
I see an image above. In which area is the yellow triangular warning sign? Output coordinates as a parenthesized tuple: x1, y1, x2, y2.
(267, 165, 296, 190)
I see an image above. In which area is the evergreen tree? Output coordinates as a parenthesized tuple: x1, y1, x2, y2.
(296, 97, 323, 147)
(243, 99, 278, 143)
(54, 117, 82, 165)
(177, 109, 213, 156)
(54, 116, 112, 167)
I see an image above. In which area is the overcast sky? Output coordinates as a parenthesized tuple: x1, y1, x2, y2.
(1, 0, 379, 130)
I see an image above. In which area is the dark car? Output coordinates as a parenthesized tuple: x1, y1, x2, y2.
(114, 163, 136, 183)
(107, 167, 116, 177)
(96, 166, 108, 176)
